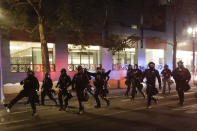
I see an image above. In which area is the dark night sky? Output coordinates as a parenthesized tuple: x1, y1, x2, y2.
(108, 0, 166, 32)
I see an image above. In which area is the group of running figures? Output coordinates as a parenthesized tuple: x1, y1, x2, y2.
(3, 60, 191, 116)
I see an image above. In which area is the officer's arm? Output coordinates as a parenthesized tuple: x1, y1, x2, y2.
(67, 76, 72, 87)
(35, 78, 40, 91)
(105, 70, 111, 76)
(71, 75, 76, 90)
(161, 70, 164, 75)
(49, 79, 53, 88)
(156, 70, 161, 88)
(169, 69, 172, 77)
(107, 75, 110, 81)
(56, 78, 60, 88)
(186, 69, 191, 82)
(139, 70, 143, 82)
(41, 80, 44, 89)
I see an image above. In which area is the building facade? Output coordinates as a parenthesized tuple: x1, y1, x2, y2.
(1, 3, 197, 95)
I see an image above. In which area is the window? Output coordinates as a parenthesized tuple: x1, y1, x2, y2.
(177, 51, 193, 71)
(10, 41, 55, 72)
(146, 49, 164, 65)
(112, 48, 135, 64)
(68, 44, 100, 71)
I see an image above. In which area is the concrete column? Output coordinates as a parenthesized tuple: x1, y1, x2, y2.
(165, 42, 173, 70)
(165, 6, 173, 70)
(101, 47, 112, 71)
(52, 39, 68, 80)
(136, 39, 146, 67)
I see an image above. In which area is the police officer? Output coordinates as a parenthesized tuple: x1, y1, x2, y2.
(131, 64, 145, 101)
(72, 65, 90, 114)
(142, 62, 161, 109)
(41, 72, 57, 105)
(125, 64, 133, 96)
(88, 67, 111, 108)
(56, 68, 72, 111)
(4, 70, 39, 116)
(172, 61, 191, 106)
(161, 64, 172, 94)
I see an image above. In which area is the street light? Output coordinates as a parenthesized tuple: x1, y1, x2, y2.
(187, 27, 197, 74)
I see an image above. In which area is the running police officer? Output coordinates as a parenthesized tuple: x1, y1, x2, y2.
(161, 64, 172, 94)
(72, 65, 90, 114)
(125, 64, 133, 96)
(88, 67, 111, 108)
(131, 64, 145, 101)
(41, 72, 57, 106)
(172, 61, 191, 106)
(4, 70, 39, 116)
(142, 62, 161, 109)
(56, 68, 72, 111)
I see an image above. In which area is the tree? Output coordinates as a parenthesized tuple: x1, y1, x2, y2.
(0, 0, 73, 74)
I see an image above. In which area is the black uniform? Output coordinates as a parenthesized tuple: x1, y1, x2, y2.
(172, 67, 191, 105)
(125, 68, 133, 96)
(41, 74, 57, 105)
(103, 70, 110, 95)
(5, 72, 39, 115)
(56, 72, 72, 110)
(143, 68, 161, 107)
(131, 68, 145, 100)
(84, 69, 95, 97)
(72, 70, 90, 112)
(88, 70, 111, 108)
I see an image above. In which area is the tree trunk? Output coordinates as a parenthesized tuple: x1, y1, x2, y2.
(38, 16, 50, 74)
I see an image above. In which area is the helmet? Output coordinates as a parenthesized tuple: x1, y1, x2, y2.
(61, 68, 66, 74)
(148, 62, 155, 69)
(164, 64, 168, 68)
(134, 64, 138, 69)
(45, 72, 50, 77)
(27, 70, 34, 76)
(177, 60, 183, 64)
(77, 65, 83, 71)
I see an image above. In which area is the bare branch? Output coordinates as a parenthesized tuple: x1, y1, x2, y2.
(27, 0, 40, 16)
(11, 2, 29, 9)
(39, 0, 43, 10)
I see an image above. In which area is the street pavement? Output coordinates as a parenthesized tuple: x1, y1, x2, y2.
(1, 88, 197, 131)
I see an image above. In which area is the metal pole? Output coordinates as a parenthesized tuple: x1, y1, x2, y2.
(0, 34, 5, 102)
(193, 38, 195, 74)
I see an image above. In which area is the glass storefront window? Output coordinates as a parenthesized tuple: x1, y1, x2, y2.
(10, 41, 55, 72)
(146, 49, 164, 65)
(68, 44, 100, 71)
(177, 51, 193, 71)
(112, 48, 135, 64)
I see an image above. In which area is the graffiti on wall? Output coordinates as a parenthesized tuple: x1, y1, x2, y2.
(112, 64, 164, 72)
